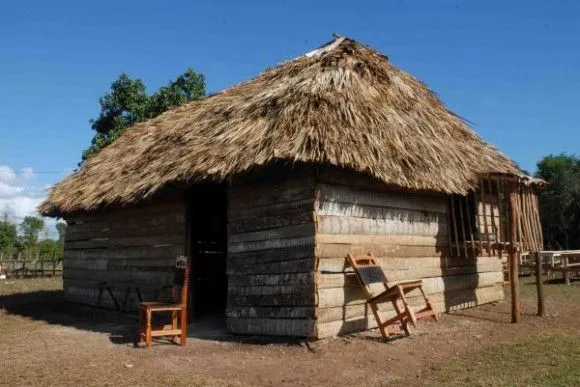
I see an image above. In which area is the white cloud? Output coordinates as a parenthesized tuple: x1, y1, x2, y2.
(0, 165, 46, 221)
(20, 167, 35, 180)
(0, 182, 24, 198)
(0, 165, 16, 183)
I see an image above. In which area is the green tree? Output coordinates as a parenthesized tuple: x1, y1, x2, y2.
(0, 220, 17, 251)
(535, 154, 580, 249)
(81, 69, 205, 162)
(19, 216, 45, 248)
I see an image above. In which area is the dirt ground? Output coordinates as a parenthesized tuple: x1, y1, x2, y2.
(0, 277, 579, 386)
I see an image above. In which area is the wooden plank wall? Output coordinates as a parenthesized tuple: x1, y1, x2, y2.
(226, 176, 317, 337)
(62, 195, 186, 310)
(313, 181, 504, 339)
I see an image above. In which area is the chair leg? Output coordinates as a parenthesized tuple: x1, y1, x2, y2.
(172, 310, 178, 344)
(180, 307, 187, 346)
(146, 309, 152, 348)
(369, 302, 389, 339)
(391, 300, 411, 336)
(419, 286, 439, 322)
(397, 285, 417, 327)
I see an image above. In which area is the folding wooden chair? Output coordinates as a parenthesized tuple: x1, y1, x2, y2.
(346, 253, 439, 339)
(137, 256, 190, 348)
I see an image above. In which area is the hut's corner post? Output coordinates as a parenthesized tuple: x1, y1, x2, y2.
(508, 184, 520, 323)
(535, 251, 546, 317)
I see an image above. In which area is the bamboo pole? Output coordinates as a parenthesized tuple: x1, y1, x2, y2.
(508, 185, 520, 323)
(535, 251, 546, 317)
(481, 180, 491, 256)
(488, 179, 498, 256)
(450, 196, 460, 257)
(458, 195, 468, 258)
(465, 194, 475, 252)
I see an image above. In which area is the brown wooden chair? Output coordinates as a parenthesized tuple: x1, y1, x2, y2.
(345, 253, 439, 339)
(137, 256, 190, 348)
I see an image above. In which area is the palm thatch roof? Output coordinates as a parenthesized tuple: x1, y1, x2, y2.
(40, 35, 520, 216)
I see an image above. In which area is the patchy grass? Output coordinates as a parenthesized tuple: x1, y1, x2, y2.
(424, 333, 580, 386)
(0, 276, 62, 296)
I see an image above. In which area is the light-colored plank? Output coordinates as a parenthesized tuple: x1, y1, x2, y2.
(315, 234, 447, 247)
(316, 201, 445, 223)
(316, 184, 448, 213)
(315, 243, 447, 259)
(316, 215, 447, 237)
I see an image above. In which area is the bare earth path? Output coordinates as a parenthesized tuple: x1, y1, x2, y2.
(1, 278, 579, 386)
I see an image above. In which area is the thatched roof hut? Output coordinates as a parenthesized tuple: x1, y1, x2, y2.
(40, 36, 519, 217)
(41, 36, 539, 339)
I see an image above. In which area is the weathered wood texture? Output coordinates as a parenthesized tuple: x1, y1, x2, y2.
(62, 195, 186, 310)
(226, 176, 317, 337)
(313, 182, 505, 338)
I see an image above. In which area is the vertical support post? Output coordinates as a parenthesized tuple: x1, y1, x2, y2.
(508, 185, 520, 323)
(535, 251, 545, 317)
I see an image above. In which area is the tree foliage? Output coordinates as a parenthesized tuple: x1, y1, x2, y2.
(81, 69, 205, 162)
(0, 220, 17, 251)
(535, 154, 580, 250)
(20, 216, 44, 248)
(0, 217, 65, 259)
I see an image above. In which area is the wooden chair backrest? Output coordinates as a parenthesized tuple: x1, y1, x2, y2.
(346, 253, 389, 297)
(172, 256, 191, 305)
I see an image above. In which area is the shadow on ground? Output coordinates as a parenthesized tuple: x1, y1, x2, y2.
(0, 290, 313, 348)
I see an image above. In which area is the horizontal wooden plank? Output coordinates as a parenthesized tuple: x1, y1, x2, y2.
(229, 224, 314, 244)
(227, 317, 315, 337)
(227, 258, 314, 275)
(229, 180, 315, 210)
(228, 245, 314, 264)
(316, 184, 448, 214)
(228, 236, 315, 254)
(228, 285, 316, 307)
(64, 268, 172, 286)
(64, 245, 183, 260)
(317, 271, 503, 308)
(315, 234, 447, 247)
(66, 234, 185, 250)
(317, 262, 501, 289)
(63, 285, 157, 311)
(228, 199, 313, 220)
(316, 201, 446, 223)
(316, 256, 502, 275)
(228, 273, 314, 287)
(66, 197, 185, 226)
(226, 306, 316, 319)
(315, 243, 448, 259)
(228, 210, 314, 234)
(315, 285, 504, 338)
(316, 214, 447, 237)
(66, 221, 185, 242)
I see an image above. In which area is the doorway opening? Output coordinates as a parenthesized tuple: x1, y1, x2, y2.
(187, 184, 228, 324)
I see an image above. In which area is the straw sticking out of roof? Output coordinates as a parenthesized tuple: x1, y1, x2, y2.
(40, 36, 519, 216)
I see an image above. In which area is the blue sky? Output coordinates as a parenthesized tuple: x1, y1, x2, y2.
(0, 0, 578, 225)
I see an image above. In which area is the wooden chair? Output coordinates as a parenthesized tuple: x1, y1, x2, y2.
(345, 253, 439, 339)
(137, 256, 190, 348)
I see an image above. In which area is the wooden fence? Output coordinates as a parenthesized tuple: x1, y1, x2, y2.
(0, 259, 63, 278)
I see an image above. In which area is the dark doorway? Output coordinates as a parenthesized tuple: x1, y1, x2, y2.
(187, 184, 228, 319)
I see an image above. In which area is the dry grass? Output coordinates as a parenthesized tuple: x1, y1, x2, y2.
(40, 36, 520, 216)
